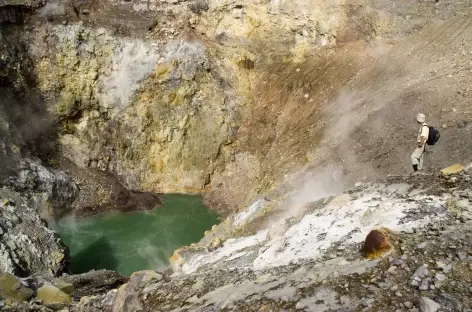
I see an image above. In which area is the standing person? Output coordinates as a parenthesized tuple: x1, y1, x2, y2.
(411, 113, 429, 172)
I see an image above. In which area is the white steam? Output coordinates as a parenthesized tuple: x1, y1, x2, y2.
(135, 238, 170, 271)
(263, 165, 345, 229)
(285, 165, 344, 210)
(39, 1, 67, 18)
(100, 41, 159, 109)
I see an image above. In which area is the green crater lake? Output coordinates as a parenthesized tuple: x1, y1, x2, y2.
(55, 194, 219, 276)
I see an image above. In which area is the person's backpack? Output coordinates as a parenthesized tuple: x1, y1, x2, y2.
(423, 125, 440, 145)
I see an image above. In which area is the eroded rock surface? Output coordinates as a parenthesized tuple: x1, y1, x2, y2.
(3, 159, 78, 220)
(60, 159, 161, 218)
(4, 170, 465, 311)
(117, 172, 472, 311)
(1, 0, 472, 311)
(36, 284, 72, 305)
(60, 270, 128, 299)
(0, 187, 69, 277)
(6, 0, 470, 216)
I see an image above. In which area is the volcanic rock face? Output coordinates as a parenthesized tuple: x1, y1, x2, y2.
(17, 0, 472, 216)
(1, 0, 472, 311)
(1, 0, 472, 216)
(28, 22, 232, 199)
(0, 186, 68, 277)
(3, 159, 79, 220)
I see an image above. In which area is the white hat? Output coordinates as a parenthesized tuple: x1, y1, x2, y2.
(416, 113, 426, 123)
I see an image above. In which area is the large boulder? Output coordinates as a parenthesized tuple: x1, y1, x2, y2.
(3, 159, 78, 220)
(53, 280, 74, 295)
(0, 272, 33, 304)
(364, 228, 394, 259)
(59, 270, 128, 298)
(112, 270, 162, 312)
(440, 164, 464, 176)
(36, 284, 72, 305)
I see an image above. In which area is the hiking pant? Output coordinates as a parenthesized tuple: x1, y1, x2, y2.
(411, 145, 425, 170)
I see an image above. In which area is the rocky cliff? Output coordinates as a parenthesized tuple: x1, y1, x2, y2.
(16, 0, 472, 215)
(0, 187, 67, 278)
(0, 158, 77, 278)
(1, 0, 472, 311)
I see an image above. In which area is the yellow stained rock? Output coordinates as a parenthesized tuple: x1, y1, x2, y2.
(155, 62, 175, 81)
(441, 164, 464, 175)
(211, 237, 222, 249)
(139, 92, 152, 102)
(36, 284, 72, 304)
(169, 251, 184, 272)
(52, 251, 65, 264)
(54, 280, 74, 295)
(0, 272, 33, 303)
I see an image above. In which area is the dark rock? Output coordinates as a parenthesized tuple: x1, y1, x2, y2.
(189, 0, 209, 14)
(435, 293, 463, 311)
(457, 120, 468, 128)
(60, 160, 161, 218)
(59, 270, 128, 298)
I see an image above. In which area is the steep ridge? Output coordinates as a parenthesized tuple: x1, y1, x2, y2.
(18, 0, 472, 215)
(208, 12, 472, 212)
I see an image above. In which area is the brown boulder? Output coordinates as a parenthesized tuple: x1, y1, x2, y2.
(364, 228, 393, 259)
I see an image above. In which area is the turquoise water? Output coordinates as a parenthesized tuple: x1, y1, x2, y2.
(56, 194, 219, 276)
